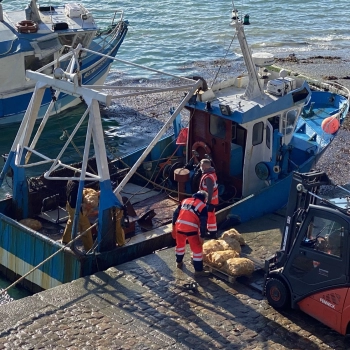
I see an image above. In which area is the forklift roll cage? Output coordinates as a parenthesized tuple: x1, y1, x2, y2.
(264, 170, 350, 335)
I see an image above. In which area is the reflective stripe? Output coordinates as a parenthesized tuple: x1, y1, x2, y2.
(194, 202, 204, 211)
(176, 198, 206, 233)
(180, 200, 205, 217)
(193, 252, 202, 258)
(176, 247, 185, 253)
(201, 183, 218, 190)
(176, 219, 199, 229)
(193, 257, 203, 261)
(200, 172, 219, 205)
(201, 173, 218, 188)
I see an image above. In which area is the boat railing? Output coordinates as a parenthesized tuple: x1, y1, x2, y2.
(94, 22, 125, 52)
(93, 10, 126, 52)
(309, 80, 350, 102)
(94, 9, 124, 27)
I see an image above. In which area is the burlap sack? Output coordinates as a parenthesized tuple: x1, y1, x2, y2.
(19, 218, 42, 231)
(207, 250, 240, 268)
(221, 228, 245, 245)
(203, 239, 231, 255)
(82, 188, 99, 216)
(219, 236, 241, 254)
(203, 239, 232, 263)
(223, 257, 254, 276)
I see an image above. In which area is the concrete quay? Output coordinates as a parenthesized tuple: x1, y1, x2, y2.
(0, 213, 349, 349)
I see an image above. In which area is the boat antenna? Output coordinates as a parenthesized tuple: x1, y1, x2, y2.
(230, 3, 265, 100)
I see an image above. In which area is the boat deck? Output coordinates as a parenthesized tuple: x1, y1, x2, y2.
(33, 183, 179, 251)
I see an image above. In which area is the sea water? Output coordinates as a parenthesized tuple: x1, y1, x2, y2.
(1, 0, 349, 297)
(6, 0, 350, 76)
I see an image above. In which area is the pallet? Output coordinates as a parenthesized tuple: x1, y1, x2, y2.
(204, 264, 236, 283)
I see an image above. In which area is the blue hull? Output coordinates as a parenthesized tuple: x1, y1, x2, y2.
(0, 212, 173, 293)
(216, 152, 322, 225)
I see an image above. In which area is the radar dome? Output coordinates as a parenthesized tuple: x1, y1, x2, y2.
(252, 53, 275, 67)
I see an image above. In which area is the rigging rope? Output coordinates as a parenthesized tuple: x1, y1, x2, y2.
(211, 33, 237, 88)
(0, 223, 97, 295)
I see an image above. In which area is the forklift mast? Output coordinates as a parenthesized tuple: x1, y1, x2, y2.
(267, 170, 333, 270)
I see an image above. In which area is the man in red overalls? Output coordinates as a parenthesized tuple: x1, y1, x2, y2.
(172, 191, 209, 276)
(199, 159, 218, 239)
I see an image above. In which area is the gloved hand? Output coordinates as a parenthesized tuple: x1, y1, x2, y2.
(207, 204, 215, 212)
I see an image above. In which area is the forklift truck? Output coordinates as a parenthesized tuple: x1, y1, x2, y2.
(264, 170, 350, 335)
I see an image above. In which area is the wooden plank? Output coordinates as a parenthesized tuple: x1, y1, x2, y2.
(204, 264, 236, 284)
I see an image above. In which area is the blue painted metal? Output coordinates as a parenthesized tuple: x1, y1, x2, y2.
(229, 144, 243, 177)
(221, 152, 324, 224)
(189, 82, 312, 124)
(0, 214, 82, 287)
(97, 179, 123, 252)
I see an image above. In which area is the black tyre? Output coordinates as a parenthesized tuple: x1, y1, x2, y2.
(265, 278, 290, 309)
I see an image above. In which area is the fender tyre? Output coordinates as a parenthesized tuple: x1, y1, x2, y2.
(265, 278, 290, 309)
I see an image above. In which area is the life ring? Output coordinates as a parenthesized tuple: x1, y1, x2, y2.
(16, 20, 38, 34)
(191, 141, 211, 163)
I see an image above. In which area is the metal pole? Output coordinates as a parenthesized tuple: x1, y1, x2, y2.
(114, 79, 202, 197)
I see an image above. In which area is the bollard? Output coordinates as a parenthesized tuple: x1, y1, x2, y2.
(174, 168, 190, 201)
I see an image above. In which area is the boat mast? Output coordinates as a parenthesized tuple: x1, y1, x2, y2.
(231, 8, 264, 100)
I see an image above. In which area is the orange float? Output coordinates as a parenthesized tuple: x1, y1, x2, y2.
(191, 141, 211, 163)
(321, 116, 340, 134)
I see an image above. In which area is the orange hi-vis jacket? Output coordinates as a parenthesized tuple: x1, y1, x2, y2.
(175, 197, 207, 234)
(199, 171, 219, 205)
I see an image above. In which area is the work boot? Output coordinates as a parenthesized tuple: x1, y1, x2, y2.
(177, 261, 184, 269)
(194, 270, 211, 277)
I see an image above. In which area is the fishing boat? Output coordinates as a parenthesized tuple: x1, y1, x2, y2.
(0, 7, 348, 293)
(0, 0, 128, 125)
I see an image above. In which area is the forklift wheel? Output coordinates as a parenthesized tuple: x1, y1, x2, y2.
(265, 278, 290, 309)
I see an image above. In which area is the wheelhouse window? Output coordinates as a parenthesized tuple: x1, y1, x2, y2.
(59, 34, 75, 47)
(252, 122, 264, 146)
(282, 109, 298, 135)
(210, 114, 226, 139)
(25, 54, 54, 71)
(59, 33, 93, 55)
(266, 124, 271, 149)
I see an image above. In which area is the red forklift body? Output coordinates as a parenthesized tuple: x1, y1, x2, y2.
(264, 171, 350, 335)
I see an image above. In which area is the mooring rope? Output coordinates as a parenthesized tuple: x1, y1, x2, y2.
(0, 223, 98, 295)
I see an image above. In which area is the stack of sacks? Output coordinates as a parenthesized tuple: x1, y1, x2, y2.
(82, 188, 99, 216)
(203, 228, 254, 277)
